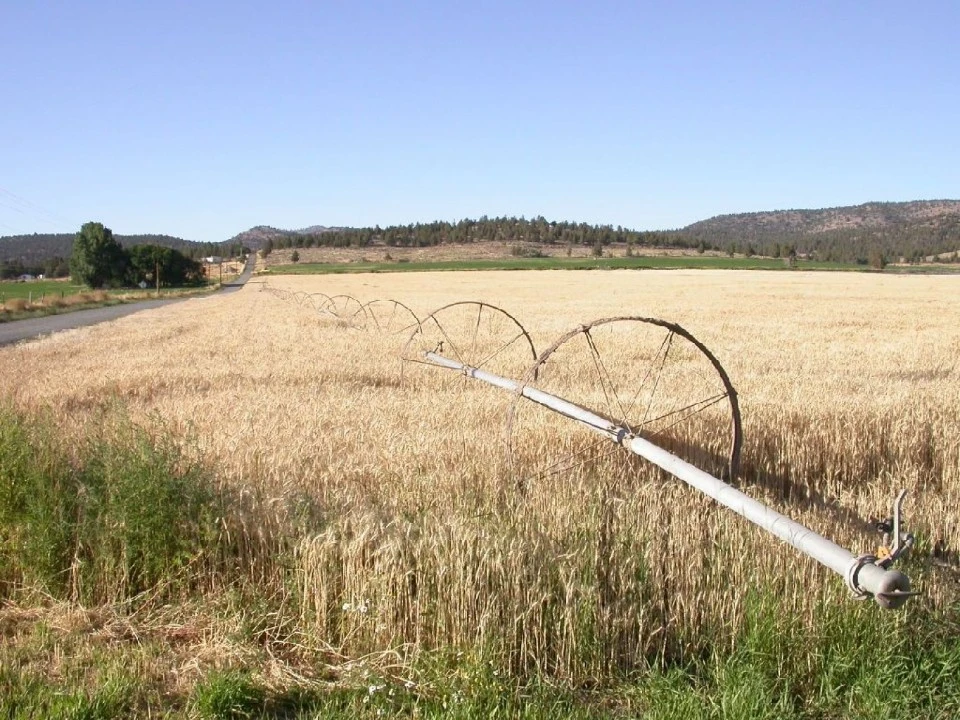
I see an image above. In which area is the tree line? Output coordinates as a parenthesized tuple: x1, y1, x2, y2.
(69, 222, 207, 288)
(259, 217, 701, 256)
(0, 255, 70, 280)
(0, 231, 244, 275)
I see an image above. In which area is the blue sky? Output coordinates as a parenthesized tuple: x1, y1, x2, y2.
(1, 1, 957, 242)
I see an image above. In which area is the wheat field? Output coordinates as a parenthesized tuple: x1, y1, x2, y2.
(1, 269, 958, 681)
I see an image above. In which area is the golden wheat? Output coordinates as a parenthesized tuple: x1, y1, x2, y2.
(1, 269, 958, 677)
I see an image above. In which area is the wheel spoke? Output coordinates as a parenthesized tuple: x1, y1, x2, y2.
(515, 436, 623, 489)
(473, 331, 527, 371)
(643, 392, 729, 435)
(584, 329, 629, 426)
(639, 330, 674, 429)
(429, 316, 466, 364)
(470, 303, 484, 358)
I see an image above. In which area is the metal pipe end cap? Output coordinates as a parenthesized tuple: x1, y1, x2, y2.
(874, 569, 912, 610)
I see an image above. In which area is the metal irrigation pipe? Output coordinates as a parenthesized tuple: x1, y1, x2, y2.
(424, 350, 917, 610)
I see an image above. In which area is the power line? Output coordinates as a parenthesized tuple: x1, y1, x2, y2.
(0, 186, 76, 233)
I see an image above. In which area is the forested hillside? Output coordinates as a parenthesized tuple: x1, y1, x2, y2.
(253, 217, 677, 255)
(681, 200, 960, 262)
(228, 225, 338, 249)
(251, 201, 960, 264)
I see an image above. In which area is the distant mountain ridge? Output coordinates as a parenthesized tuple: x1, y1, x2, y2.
(683, 199, 960, 236)
(227, 225, 340, 248)
(679, 200, 960, 260)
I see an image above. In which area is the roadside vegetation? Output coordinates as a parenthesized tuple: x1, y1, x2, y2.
(0, 283, 220, 324)
(69, 221, 207, 290)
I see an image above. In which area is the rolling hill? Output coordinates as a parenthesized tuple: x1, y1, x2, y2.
(232, 201, 960, 264)
(226, 225, 339, 249)
(679, 200, 960, 261)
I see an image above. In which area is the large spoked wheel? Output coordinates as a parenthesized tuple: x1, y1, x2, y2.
(506, 317, 742, 488)
(403, 301, 538, 382)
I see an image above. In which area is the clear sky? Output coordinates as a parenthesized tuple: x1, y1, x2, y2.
(1, 1, 957, 243)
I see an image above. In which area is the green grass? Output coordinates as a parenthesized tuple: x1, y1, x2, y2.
(885, 263, 960, 274)
(267, 255, 866, 275)
(1, 279, 219, 303)
(193, 670, 267, 720)
(0, 279, 86, 301)
(5, 618, 959, 719)
(0, 407, 222, 604)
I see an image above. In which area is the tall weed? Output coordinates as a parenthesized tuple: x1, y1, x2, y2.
(0, 408, 222, 603)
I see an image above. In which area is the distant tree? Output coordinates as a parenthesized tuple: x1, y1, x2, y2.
(43, 256, 70, 278)
(260, 239, 274, 258)
(2, 259, 27, 280)
(291, 250, 300, 263)
(127, 244, 205, 287)
(591, 240, 604, 258)
(868, 249, 887, 270)
(70, 221, 128, 288)
(784, 245, 798, 268)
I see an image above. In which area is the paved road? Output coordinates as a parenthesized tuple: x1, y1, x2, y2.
(0, 254, 257, 347)
(223, 253, 257, 287)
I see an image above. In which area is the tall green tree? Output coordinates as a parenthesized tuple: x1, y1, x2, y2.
(70, 222, 128, 288)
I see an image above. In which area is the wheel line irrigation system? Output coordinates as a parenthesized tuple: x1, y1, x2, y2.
(265, 284, 919, 610)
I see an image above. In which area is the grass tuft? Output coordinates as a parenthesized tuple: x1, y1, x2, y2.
(192, 669, 266, 720)
(0, 407, 221, 604)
